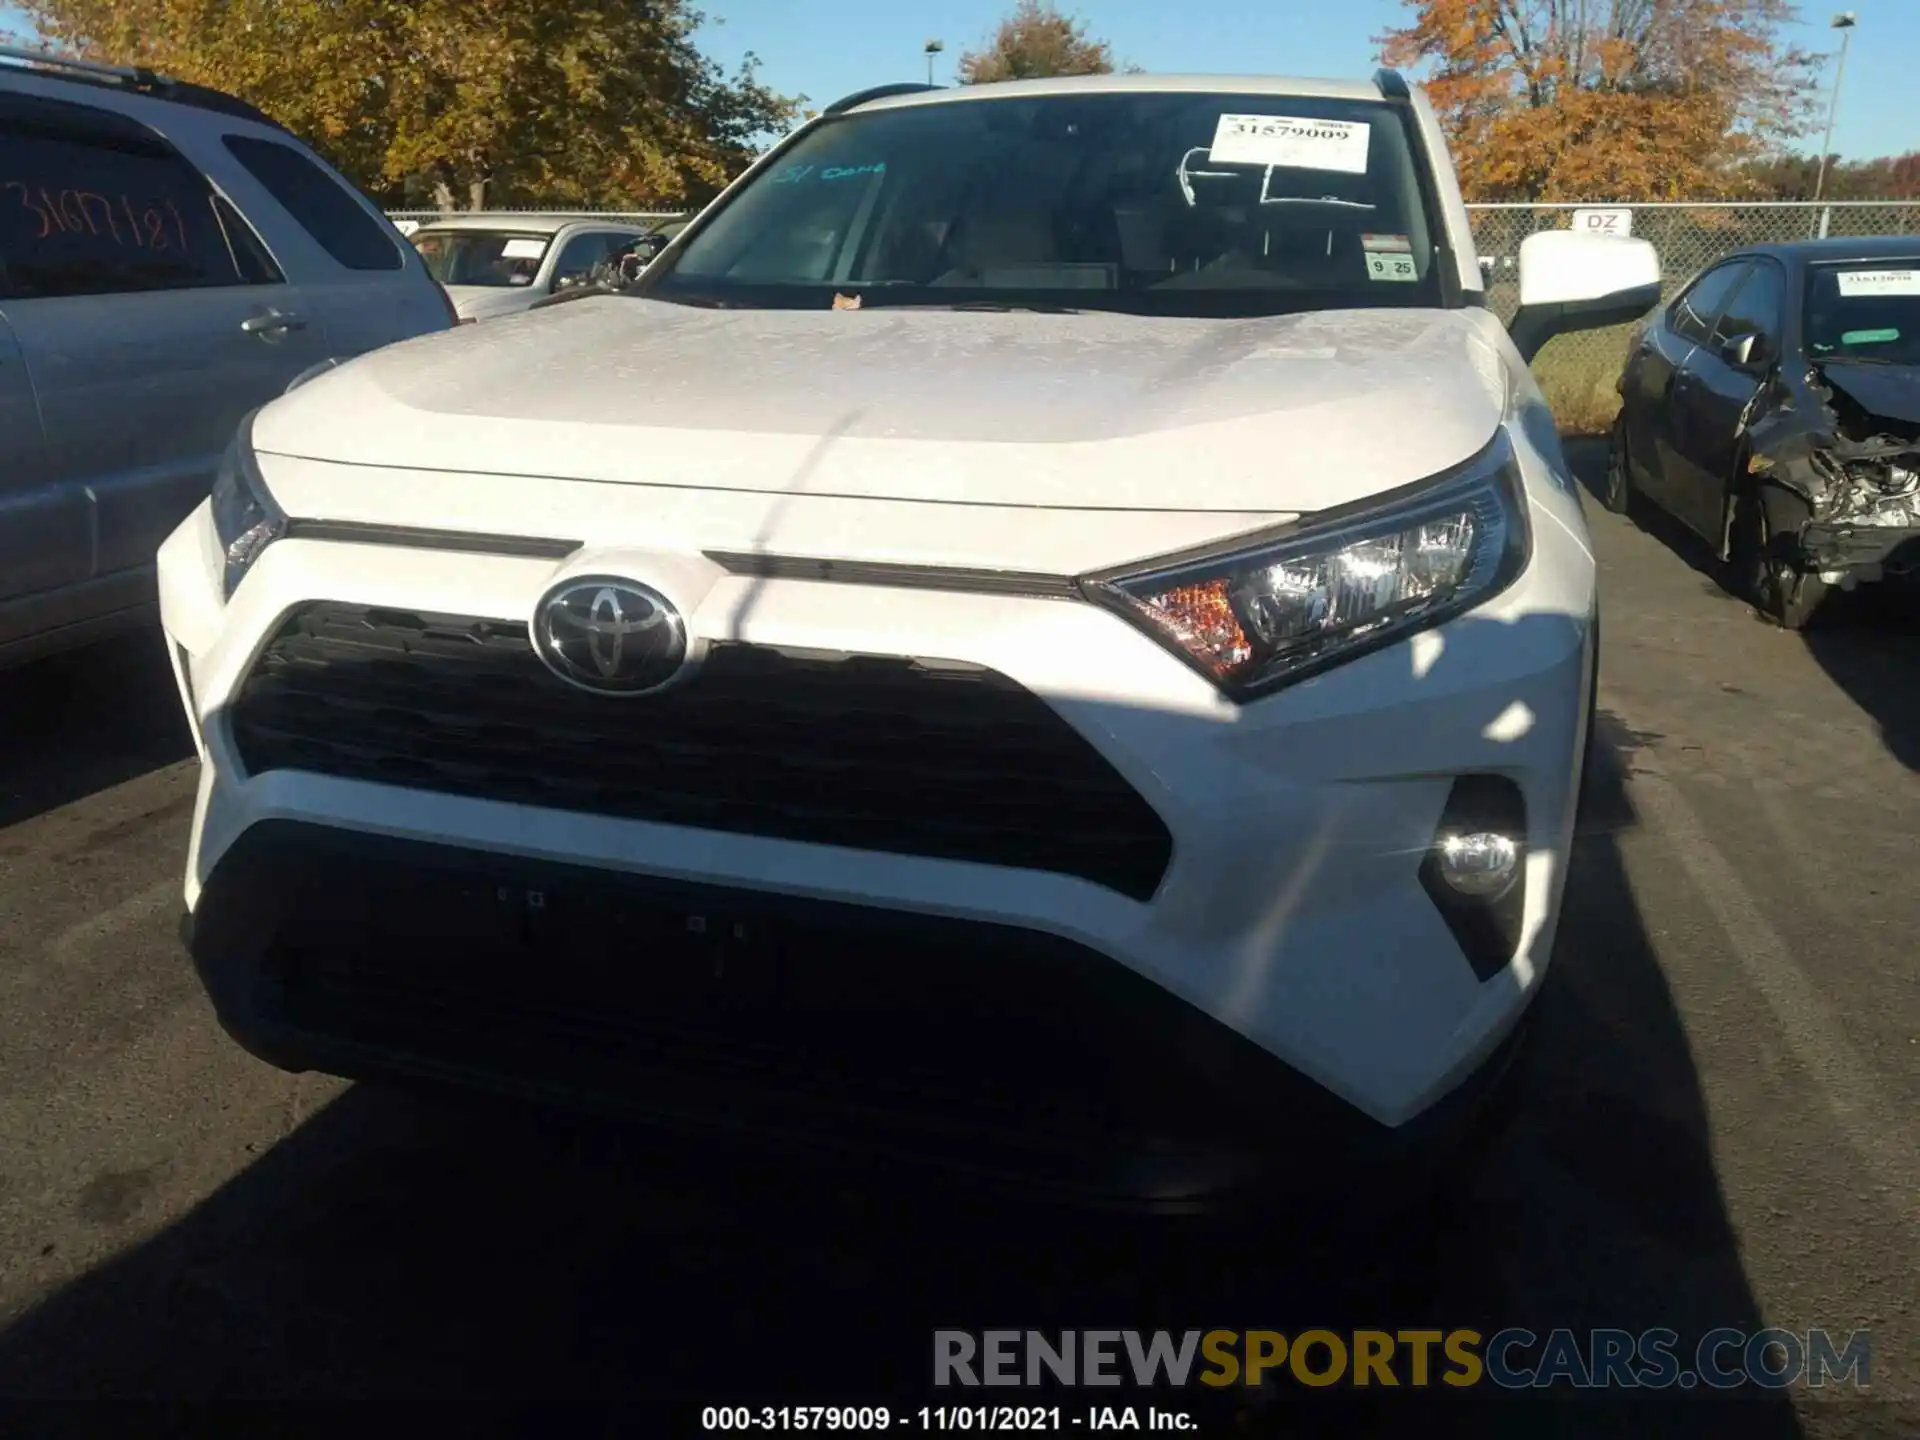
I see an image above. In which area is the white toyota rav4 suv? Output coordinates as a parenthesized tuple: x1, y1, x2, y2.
(160, 73, 1659, 1206)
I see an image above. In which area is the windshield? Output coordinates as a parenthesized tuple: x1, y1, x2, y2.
(411, 230, 552, 288)
(1804, 261, 1920, 363)
(644, 91, 1443, 317)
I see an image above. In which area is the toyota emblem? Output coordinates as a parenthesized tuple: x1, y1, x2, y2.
(531, 576, 689, 695)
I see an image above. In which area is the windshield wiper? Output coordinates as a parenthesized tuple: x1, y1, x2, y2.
(876, 299, 1085, 315)
(648, 290, 738, 309)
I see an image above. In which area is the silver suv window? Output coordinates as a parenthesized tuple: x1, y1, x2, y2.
(222, 133, 401, 271)
(1, 92, 272, 298)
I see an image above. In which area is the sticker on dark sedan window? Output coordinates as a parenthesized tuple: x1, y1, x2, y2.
(1836, 269, 1920, 297)
(1841, 327, 1900, 344)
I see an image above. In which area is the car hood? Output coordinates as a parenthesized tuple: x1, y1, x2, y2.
(1816, 361, 1920, 428)
(444, 285, 539, 320)
(254, 299, 1511, 514)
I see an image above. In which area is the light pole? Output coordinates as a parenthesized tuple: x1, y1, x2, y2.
(924, 38, 944, 86)
(1811, 12, 1858, 205)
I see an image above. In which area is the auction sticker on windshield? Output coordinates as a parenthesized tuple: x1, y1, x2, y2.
(1366, 251, 1418, 282)
(501, 237, 547, 259)
(1364, 233, 1416, 282)
(1836, 269, 1920, 297)
(1208, 114, 1370, 173)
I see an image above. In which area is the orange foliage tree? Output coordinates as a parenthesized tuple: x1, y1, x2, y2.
(1379, 0, 1821, 200)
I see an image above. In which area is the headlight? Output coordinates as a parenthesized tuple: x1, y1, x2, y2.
(1080, 431, 1530, 700)
(210, 412, 285, 599)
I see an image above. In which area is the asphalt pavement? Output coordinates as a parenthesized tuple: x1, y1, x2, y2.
(0, 440, 1914, 1435)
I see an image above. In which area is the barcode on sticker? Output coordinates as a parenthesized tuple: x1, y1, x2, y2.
(1366, 251, 1418, 282)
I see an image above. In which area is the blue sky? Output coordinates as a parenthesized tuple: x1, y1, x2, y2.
(5, 1, 1910, 159)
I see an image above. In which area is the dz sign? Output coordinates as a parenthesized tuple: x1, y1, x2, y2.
(1571, 207, 1633, 238)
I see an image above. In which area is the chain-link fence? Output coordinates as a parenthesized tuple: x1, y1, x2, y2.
(384, 200, 1920, 433)
(386, 208, 685, 227)
(1466, 201, 1920, 431)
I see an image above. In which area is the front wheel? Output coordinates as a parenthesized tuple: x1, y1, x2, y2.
(1732, 485, 1828, 630)
(1602, 414, 1636, 515)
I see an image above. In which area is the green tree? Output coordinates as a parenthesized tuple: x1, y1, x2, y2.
(20, 0, 799, 208)
(957, 1, 1120, 84)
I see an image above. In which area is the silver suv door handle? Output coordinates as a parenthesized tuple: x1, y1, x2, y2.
(241, 310, 308, 335)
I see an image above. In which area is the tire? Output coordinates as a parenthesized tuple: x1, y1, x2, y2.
(1732, 484, 1828, 630)
(1602, 413, 1636, 515)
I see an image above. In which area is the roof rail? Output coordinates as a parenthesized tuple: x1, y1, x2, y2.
(0, 42, 174, 89)
(1373, 67, 1411, 101)
(823, 82, 941, 117)
(0, 42, 286, 129)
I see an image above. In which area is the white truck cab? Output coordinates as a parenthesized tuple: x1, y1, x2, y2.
(407, 214, 661, 322)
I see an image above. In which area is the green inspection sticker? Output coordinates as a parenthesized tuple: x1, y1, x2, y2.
(1842, 327, 1900, 344)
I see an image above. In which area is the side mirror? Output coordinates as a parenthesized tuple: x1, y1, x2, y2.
(1720, 332, 1768, 369)
(1507, 231, 1662, 365)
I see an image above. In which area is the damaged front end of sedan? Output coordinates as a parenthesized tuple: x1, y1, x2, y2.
(1743, 363, 1920, 594)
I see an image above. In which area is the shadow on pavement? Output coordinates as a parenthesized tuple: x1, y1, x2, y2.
(1561, 437, 1742, 599)
(1563, 436, 1920, 772)
(0, 628, 194, 831)
(1800, 596, 1920, 771)
(0, 685, 1811, 1434)
(0, 605, 1803, 1434)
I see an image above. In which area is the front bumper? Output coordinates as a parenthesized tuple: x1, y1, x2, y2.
(185, 820, 1531, 1209)
(159, 468, 1595, 1180)
(1801, 521, 1920, 582)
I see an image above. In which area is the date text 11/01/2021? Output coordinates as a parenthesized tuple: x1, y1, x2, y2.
(700, 1405, 1196, 1431)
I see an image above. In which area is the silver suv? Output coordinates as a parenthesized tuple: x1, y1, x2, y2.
(1, 47, 452, 669)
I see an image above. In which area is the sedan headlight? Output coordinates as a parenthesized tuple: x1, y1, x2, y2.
(1080, 431, 1530, 700)
(210, 413, 285, 599)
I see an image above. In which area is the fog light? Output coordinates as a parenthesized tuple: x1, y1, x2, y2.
(1418, 775, 1528, 982)
(1434, 831, 1520, 899)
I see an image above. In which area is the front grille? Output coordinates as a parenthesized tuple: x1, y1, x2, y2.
(197, 823, 1373, 1188)
(230, 603, 1173, 899)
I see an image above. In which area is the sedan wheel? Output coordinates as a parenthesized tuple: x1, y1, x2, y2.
(1734, 485, 1828, 630)
(1603, 414, 1636, 515)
